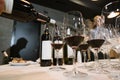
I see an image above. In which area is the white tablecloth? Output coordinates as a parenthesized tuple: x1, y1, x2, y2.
(0, 61, 116, 80)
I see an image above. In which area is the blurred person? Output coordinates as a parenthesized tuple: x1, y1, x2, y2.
(88, 15, 105, 60)
(85, 19, 93, 30)
(1, 37, 28, 64)
(89, 15, 105, 39)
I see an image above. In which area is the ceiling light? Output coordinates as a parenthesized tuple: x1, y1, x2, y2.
(102, 1, 120, 19)
(107, 11, 120, 18)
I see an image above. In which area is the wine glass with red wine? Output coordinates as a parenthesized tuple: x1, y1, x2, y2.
(63, 11, 87, 78)
(87, 29, 108, 74)
(49, 24, 65, 71)
(78, 43, 89, 69)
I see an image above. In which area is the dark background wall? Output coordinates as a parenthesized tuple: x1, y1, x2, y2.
(11, 21, 41, 61)
(0, 17, 13, 64)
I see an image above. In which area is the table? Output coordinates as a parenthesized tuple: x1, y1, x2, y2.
(0, 61, 117, 80)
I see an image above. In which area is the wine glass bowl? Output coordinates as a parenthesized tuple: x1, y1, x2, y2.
(79, 43, 89, 51)
(64, 36, 84, 49)
(87, 39, 105, 49)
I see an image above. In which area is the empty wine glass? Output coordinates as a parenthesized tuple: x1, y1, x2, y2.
(49, 24, 65, 71)
(63, 11, 87, 78)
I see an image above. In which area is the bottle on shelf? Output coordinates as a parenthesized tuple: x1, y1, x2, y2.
(52, 24, 63, 66)
(0, 0, 56, 23)
(40, 24, 52, 67)
(64, 27, 73, 65)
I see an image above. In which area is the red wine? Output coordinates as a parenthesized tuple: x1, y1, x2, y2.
(64, 36, 84, 49)
(87, 39, 105, 48)
(79, 43, 89, 51)
(51, 43, 64, 50)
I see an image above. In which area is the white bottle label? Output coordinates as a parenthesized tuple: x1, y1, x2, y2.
(77, 51, 82, 63)
(4, 0, 13, 14)
(67, 45, 74, 58)
(54, 41, 63, 58)
(42, 41, 52, 60)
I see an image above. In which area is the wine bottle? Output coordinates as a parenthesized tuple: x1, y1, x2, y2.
(1, 50, 9, 64)
(0, 0, 56, 23)
(52, 24, 63, 66)
(40, 24, 52, 67)
(64, 28, 73, 65)
(0, 0, 37, 22)
(37, 13, 56, 24)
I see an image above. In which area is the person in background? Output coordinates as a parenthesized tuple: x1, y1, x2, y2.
(1, 37, 28, 64)
(89, 15, 105, 39)
(0, 0, 5, 14)
(85, 19, 93, 30)
(89, 15, 105, 60)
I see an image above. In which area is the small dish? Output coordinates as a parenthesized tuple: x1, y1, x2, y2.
(9, 62, 30, 66)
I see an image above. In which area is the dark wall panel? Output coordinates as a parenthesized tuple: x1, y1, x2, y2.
(11, 21, 41, 61)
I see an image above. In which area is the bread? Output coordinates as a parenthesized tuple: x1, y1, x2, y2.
(11, 58, 26, 63)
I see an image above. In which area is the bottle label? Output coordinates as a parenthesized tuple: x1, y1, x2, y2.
(4, 0, 13, 14)
(54, 41, 63, 58)
(67, 45, 74, 58)
(42, 41, 52, 60)
(77, 51, 82, 63)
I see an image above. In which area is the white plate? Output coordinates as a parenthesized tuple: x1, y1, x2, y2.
(9, 62, 30, 66)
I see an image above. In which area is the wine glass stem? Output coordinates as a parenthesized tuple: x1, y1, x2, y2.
(56, 50, 59, 67)
(94, 49, 100, 71)
(94, 49, 99, 63)
(73, 49, 77, 74)
(83, 51, 87, 68)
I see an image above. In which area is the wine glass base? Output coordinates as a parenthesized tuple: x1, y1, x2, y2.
(49, 66, 65, 71)
(88, 68, 109, 74)
(78, 65, 93, 69)
(64, 70, 88, 78)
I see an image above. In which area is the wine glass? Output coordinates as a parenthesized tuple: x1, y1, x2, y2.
(63, 11, 87, 78)
(49, 24, 65, 71)
(87, 15, 107, 73)
(78, 43, 89, 69)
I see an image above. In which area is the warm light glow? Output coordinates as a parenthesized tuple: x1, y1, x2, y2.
(107, 11, 120, 18)
(70, 0, 88, 7)
(91, 0, 98, 1)
(21, 0, 30, 4)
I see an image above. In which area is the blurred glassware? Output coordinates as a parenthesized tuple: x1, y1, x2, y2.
(63, 11, 87, 79)
(101, 0, 120, 71)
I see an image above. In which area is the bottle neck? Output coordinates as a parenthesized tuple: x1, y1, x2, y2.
(66, 27, 71, 36)
(37, 13, 56, 24)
